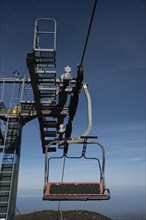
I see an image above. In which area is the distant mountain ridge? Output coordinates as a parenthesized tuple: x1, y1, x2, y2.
(14, 210, 112, 220)
(112, 214, 146, 220)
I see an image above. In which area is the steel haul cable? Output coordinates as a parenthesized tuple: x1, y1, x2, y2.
(57, 156, 66, 220)
(80, 0, 98, 65)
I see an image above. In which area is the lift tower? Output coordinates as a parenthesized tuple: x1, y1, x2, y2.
(0, 78, 37, 220)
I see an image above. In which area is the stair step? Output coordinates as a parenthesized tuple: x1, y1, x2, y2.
(39, 86, 56, 90)
(37, 72, 56, 78)
(43, 120, 57, 128)
(41, 101, 56, 106)
(0, 202, 7, 215)
(47, 147, 56, 152)
(44, 131, 56, 137)
(8, 121, 18, 125)
(0, 170, 12, 173)
(39, 87, 56, 91)
(0, 192, 9, 202)
(0, 182, 11, 185)
(21, 101, 35, 104)
(40, 92, 56, 96)
(39, 93, 56, 99)
(2, 155, 15, 162)
(34, 50, 56, 67)
(37, 66, 56, 70)
(37, 55, 55, 59)
(1, 164, 13, 172)
(37, 70, 56, 74)
(40, 96, 56, 100)
(38, 75, 56, 79)
(35, 62, 56, 68)
(21, 101, 36, 110)
(0, 201, 8, 204)
(0, 173, 12, 182)
(41, 102, 56, 109)
(0, 214, 7, 219)
(34, 50, 56, 58)
(0, 183, 10, 192)
(39, 90, 56, 93)
(38, 81, 56, 86)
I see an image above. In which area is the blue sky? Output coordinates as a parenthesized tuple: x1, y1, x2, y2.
(0, 0, 145, 218)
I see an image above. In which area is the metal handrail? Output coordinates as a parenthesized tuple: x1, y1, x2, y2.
(33, 18, 57, 51)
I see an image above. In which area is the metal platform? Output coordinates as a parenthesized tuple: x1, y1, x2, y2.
(43, 182, 110, 201)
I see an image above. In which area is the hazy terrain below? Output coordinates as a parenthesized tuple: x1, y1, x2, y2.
(14, 210, 112, 220)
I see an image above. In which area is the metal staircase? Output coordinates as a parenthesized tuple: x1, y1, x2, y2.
(0, 81, 23, 220)
(0, 75, 38, 220)
(27, 19, 82, 154)
(27, 18, 63, 153)
(0, 117, 22, 220)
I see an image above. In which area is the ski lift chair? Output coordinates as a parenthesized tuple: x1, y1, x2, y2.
(43, 136, 110, 201)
